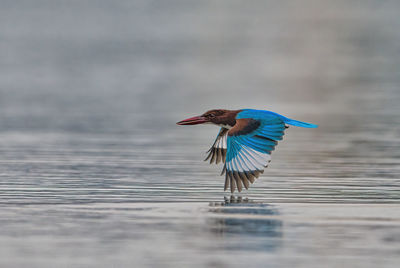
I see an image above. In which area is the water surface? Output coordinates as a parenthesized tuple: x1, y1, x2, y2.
(0, 0, 399, 267)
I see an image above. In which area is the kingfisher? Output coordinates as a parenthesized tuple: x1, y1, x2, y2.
(177, 109, 318, 193)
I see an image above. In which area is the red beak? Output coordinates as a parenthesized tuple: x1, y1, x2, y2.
(177, 116, 208, 125)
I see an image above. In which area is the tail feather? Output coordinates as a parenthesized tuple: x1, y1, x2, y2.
(284, 118, 318, 128)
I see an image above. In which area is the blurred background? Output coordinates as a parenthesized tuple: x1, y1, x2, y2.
(1, 0, 400, 129)
(0, 0, 399, 202)
(0, 0, 399, 267)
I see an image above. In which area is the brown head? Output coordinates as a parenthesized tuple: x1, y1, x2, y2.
(177, 109, 240, 127)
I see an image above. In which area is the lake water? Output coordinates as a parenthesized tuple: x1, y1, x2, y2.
(0, 0, 399, 267)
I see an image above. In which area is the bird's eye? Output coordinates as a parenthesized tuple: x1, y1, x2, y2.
(209, 114, 215, 118)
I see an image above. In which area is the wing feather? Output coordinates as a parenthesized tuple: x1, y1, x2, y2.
(223, 117, 286, 193)
(205, 128, 228, 164)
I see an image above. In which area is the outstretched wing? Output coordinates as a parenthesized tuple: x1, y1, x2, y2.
(205, 128, 228, 164)
(223, 116, 287, 193)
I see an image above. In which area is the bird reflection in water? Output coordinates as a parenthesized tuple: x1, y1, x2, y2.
(207, 196, 283, 251)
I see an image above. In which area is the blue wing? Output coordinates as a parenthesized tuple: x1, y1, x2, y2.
(223, 109, 317, 193)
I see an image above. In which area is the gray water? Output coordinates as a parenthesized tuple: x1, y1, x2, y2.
(0, 0, 400, 267)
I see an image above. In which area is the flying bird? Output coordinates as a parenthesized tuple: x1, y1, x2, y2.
(177, 109, 318, 193)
